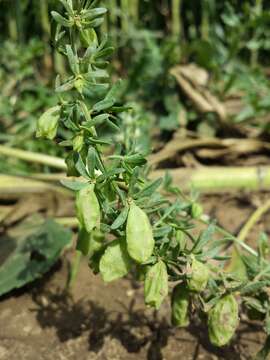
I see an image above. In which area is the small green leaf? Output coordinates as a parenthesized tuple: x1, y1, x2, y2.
(111, 207, 129, 230)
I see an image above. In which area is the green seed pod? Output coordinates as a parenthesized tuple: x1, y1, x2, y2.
(76, 184, 100, 233)
(36, 105, 60, 140)
(99, 239, 132, 282)
(208, 294, 239, 347)
(126, 203, 154, 263)
(171, 283, 190, 327)
(74, 77, 85, 94)
(73, 134, 84, 152)
(187, 256, 209, 292)
(144, 260, 168, 309)
(176, 230, 186, 251)
(191, 203, 203, 219)
(77, 228, 104, 256)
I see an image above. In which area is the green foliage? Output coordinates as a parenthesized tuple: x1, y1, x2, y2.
(33, 2, 270, 351)
(0, 216, 72, 296)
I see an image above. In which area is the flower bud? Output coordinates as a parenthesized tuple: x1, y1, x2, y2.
(76, 183, 100, 233)
(208, 294, 239, 347)
(171, 283, 190, 327)
(36, 106, 60, 140)
(187, 256, 209, 292)
(144, 260, 168, 309)
(126, 203, 154, 263)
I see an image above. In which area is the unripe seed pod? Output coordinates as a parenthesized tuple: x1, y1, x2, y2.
(99, 239, 132, 282)
(126, 203, 154, 263)
(76, 184, 100, 233)
(73, 134, 84, 152)
(187, 256, 209, 292)
(36, 106, 60, 140)
(208, 294, 239, 347)
(191, 203, 203, 219)
(171, 283, 190, 327)
(144, 260, 168, 309)
(77, 228, 104, 257)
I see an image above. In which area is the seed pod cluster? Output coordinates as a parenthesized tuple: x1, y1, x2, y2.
(171, 283, 190, 327)
(187, 256, 209, 292)
(144, 260, 168, 309)
(208, 294, 239, 346)
(76, 184, 100, 233)
(126, 203, 154, 263)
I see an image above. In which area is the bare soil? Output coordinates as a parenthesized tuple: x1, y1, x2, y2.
(0, 193, 270, 360)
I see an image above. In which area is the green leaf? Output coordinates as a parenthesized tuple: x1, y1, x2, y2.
(0, 216, 72, 296)
(60, 179, 88, 191)
(51, 11, 73, 27)
(81, 7, 107, 20)
(135, 178, 163, 199)
(93, 98, 115, 112)
(75, 153, 90, 179)
(99, 239, 132, 282)
(66, 45, 80, 75)
(111, 207, 129, 230)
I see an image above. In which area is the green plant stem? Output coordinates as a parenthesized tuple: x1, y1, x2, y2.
(238, 199, 270, 243)
(251, 0, 263, 67)
(56, 217, 79, 228)
(172, 0, 181, 39)
(130, 0, 139, 26)
(152, 166, 270, 192)
(199, 217, 258, 258)
(201, 0, 209, 40)
(0, 145, 66, 170)
(0, 175, 72, 197)
(120, 0, 129, 34)
(67, 250, 82, 289)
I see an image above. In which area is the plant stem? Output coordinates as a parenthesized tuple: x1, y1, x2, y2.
(0, 175, 71, 197)
(152, 166, 270, 192)
(67, 250, 82, 289)
(120, 0, 129, 34)
(237, 199, 270, 243)
(172, 0, 181, 39)
(0, 145, 66, 170)
(56, 217, 79, 228)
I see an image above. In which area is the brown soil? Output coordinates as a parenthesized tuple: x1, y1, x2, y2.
(1, 193, 270, 360)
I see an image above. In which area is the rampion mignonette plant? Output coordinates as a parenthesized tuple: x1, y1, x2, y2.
(37, 0, 270, 351)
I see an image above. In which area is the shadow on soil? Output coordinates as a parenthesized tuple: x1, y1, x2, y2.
(31, 287, 262, 360)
